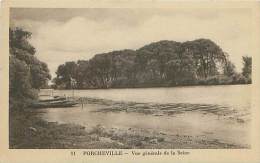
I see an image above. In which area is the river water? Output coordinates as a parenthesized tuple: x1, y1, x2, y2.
(38, 85, 251, 147)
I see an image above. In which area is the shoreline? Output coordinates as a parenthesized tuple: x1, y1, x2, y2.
(52, 83, 252, 91)
(9, 104, 250, 149)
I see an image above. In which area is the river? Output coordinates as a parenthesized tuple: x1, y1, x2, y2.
(38, 85, 251, 148)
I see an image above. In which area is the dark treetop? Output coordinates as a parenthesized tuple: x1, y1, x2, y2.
(53, 39, 251, 89)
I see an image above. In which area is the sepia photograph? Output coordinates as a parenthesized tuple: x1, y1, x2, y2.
(8, 7, 253, 150)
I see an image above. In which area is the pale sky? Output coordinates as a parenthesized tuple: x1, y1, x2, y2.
(10, 8, 252, 78)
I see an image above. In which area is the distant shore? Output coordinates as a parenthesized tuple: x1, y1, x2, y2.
(51, 82, 252, 91)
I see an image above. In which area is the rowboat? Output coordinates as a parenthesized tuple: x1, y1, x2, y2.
(39, 97, 66, 102)
(31, 96, 78, 108)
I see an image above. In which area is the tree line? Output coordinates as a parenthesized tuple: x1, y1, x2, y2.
(9, 28, 51, 111)
(53, 39, 252, 89)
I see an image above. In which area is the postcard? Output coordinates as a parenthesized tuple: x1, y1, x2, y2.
(1, 0, 260, 163)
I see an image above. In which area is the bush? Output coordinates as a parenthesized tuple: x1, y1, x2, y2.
(231, 74, 247, 84)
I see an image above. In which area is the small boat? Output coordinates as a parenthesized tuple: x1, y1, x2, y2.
(39, 97, 66, 102)
(31, 96, 78, 108)
(32, 101, 78, 108)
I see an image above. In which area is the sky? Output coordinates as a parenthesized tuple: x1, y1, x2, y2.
(10, 8, 252, 78)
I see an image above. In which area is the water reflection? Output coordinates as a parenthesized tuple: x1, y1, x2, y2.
(39, 85, 251, 147)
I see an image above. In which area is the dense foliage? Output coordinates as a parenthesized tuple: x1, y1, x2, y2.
(53, 39, 252, 89)
(242, 56, 252, 83)
(9, 28, 51, 110)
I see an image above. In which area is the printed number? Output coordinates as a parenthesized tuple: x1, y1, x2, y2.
(71, 151, 76, 156)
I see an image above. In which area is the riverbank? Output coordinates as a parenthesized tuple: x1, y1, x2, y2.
(10, 102, 249, 149)
(53, 82, 252, 91)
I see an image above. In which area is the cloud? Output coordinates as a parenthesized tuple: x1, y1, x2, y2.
(11, 8, 252, 78)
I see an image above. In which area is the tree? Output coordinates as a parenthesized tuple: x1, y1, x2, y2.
(224, 60, 236, 77)
(9, 56, 34, 99)
(9, 27, 36, 55)
(30, 61, 51, 89)
(135, 41, 184, 84)
(181, 39, 226, 79)
(53, 39, 241, 89)
(242, 56, 252, 83)
(9, 27, 51, 110)
(54, 61, 78, 89)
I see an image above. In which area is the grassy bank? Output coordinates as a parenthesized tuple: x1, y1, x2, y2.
(9, 104, 248, 149)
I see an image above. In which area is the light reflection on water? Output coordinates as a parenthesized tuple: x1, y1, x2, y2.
(39, 85, 251, 146)
(53, 85, 251, 108)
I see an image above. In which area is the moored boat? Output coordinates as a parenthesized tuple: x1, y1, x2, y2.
(39, 97, 66, 102)
(31, 96, 78, 108)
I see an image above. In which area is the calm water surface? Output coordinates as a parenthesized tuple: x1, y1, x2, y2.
(39, 85, 251, 146)
(53, 85, 251, 108)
